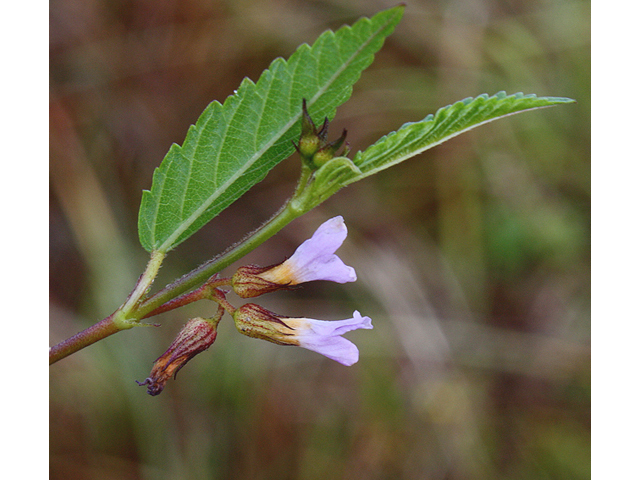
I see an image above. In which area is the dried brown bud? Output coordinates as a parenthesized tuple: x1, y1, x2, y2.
(136, 316, 220, 396)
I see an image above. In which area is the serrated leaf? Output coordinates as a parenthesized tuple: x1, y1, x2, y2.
(138, 6, 404, 253)
(348, 92, 576, 183)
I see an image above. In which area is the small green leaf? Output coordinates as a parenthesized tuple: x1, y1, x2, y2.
(138, 6, 404, 253)
(290, 156, 362, 214)
(348, 92, 576, 183)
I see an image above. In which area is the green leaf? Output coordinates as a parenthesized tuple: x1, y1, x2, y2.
(348, 92, 576, 183)
(138, 6, 404, 253)
(290, 156, 362, 214)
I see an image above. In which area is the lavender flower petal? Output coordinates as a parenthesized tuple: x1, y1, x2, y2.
(275, 216, 357, 284)
(295, 311, 373, 366)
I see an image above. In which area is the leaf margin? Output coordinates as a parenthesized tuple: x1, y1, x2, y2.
(137, 6, 405, 253)
(347, 91, 576, 183)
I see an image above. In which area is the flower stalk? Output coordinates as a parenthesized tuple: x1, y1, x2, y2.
(141, 275, 231, 318)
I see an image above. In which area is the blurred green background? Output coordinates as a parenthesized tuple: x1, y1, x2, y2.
(50, 0, 590, 478)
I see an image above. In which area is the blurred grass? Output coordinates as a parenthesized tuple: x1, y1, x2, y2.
(50, 0, 590, 478)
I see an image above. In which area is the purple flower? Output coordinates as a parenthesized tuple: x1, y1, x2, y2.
(233, 304, 373, 366)
(232, 216, 357, 298)
(291, 311, 373, 365)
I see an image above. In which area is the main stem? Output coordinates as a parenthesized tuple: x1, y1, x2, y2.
(49, 314, 121, 364)
(49, 251, 166, 365)
(136, 198, 306, 317)
(50, 194, 308, 364)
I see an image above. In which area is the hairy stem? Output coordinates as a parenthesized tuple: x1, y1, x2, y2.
(49, 251, 166, 364)
(50, 175, 313, 365)
(49, 314, 120, 364)
(135, 199, 305, 318)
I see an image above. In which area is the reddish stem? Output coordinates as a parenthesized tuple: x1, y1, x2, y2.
(142, 276, 232, 318)
(49, 314, 120, 365)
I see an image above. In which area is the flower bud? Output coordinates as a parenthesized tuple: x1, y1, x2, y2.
(295, 99, 325, 159)
(293, 99, 349, 168)
(136, 316, 220, 396)
(311, 129, 348, 167)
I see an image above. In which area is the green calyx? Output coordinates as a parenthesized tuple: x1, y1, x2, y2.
(294, 99, 350, 169)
